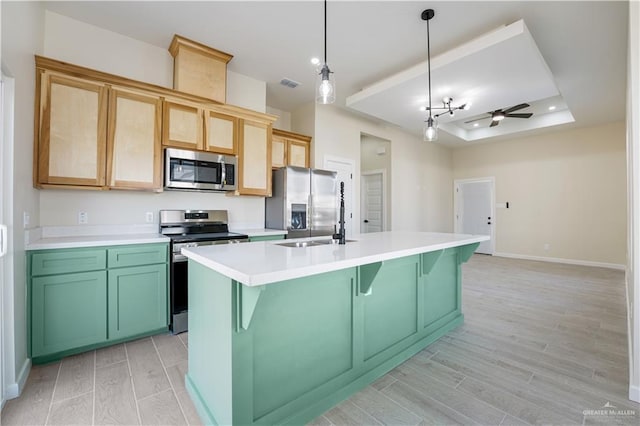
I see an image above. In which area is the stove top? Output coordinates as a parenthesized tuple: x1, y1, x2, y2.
(159, 210, 248, 244)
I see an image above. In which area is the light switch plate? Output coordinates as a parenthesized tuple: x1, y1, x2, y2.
(145, 212, 154, 223)
(23, 212, 30, 229)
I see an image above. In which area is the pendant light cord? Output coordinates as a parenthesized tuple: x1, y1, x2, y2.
(427, 15, 432, 120)
(324, 0, 327, 64)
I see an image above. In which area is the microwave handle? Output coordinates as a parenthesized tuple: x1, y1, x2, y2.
(220, 159, 226, 188)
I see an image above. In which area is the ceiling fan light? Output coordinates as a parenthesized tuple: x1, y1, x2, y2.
(493, 112, 506, 121)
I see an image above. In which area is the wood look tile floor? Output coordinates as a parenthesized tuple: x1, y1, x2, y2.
(3, 255, 639, 425)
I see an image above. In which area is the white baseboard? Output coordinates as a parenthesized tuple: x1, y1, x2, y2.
(630, 384, 640, 403)
(5, 358, 31, 400)
(493, 252, 625, 270)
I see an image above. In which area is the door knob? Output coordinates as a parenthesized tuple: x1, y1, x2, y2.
(364, 219, 369, 223)
(488, 222, 492, 225)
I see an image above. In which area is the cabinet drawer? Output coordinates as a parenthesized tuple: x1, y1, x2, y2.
(108, 244, 168, 268)
(31, 248, 106, 276)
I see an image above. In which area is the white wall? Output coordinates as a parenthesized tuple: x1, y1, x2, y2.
(626, 0, 640, 404)
(266, 106, 291, 131)
(1, 0, 45, 399)
(306, 104, 453, 234)
(39, 190, 264, 229)
(453, 121, 627, 267)
(41, 11, 267, 230)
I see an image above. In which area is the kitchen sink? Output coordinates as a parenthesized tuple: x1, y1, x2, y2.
(276, 239, 356, 248)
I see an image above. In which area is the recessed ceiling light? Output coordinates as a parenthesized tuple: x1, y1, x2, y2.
(310, 57, 320, 65)
(548, 105, 556, 111)
(473, 123, 479, 127)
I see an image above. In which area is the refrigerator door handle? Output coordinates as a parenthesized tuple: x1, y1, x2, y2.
(0, 224, 7, 258)
(307, 194, 312, 230)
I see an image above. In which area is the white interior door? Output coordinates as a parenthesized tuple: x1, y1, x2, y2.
(361, 172, 384, 233)
(323, 156, 354, 238)
(455, 178, 495, 254)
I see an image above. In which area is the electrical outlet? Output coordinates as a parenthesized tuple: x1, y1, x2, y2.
(543, 243, 550, 251)
(23, 212, 30, 229)
(78, 211, 88, 224)
(145, 212, 154, 223)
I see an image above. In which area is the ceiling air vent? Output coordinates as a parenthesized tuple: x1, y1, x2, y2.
(280, 78, 300, 89)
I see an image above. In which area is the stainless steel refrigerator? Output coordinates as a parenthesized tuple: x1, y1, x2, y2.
(265, 166, 338, 239)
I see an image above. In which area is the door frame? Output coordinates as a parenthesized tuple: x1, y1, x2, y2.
(323, 155, 355, 238)
(453, 176, 496, 255)
(361, 169, 387, 232)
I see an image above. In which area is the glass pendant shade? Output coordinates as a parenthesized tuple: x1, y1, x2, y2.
(424, 116, 438, 142)
(316, 63, 336, 104)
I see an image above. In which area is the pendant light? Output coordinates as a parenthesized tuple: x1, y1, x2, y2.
(316, 0, 335, 104)
(422, 8, 437, 141)
(421, 8, 471, 141)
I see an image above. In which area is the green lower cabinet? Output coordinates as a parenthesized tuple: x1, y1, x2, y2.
(31, 271, 107, 357)
(249, 234, 286, 242)
(29, 243, 169, 363)
(423, 249, 460, 332)
(108, 264, 168, 340)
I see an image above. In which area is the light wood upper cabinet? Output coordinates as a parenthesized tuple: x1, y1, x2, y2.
(271, 135, 286, 169)
(238, 120, 271, 196)
(162, 100, 203, 150)
(288, 140, 309, 168)
(34, 56, 278, 194)
(271, 129, 311, 169)
(107, 88, 162, 190)
(204, 110, 237, 154)
(37, 73, 108, 187)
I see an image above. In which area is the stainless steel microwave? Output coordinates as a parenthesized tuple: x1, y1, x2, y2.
(164, 148, 237, 191)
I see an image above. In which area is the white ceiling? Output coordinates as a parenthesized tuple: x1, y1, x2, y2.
(42, 1, 629, 146)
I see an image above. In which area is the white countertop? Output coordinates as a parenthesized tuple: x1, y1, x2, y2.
(183, 231, 490, 287)
(231, 228, 287, 237)
(26, 234, 170, 250)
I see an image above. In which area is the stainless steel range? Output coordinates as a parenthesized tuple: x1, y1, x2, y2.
(160, 209, 249, 334)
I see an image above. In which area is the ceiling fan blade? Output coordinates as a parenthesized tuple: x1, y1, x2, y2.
(505, 113, 533, 119)
(490, 120, 500, 128)
(464, 116, 489, 124)
(502, 103, 530, 114)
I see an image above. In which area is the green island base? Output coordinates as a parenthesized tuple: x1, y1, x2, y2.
(185, 244, 478, 425)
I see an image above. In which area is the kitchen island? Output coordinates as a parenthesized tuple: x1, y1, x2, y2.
(182, 231, 489, 425)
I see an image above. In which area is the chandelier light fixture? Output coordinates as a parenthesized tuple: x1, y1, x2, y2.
(421, 9, 470, 141)
(316, 0, 335, 104)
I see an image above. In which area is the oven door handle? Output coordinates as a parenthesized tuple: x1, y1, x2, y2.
(173, 253, 188, 262)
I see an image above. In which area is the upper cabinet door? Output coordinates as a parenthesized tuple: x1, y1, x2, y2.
(271, 135, 287, 169)
(288, 140, 310, 168)
(204, 110, 237, 155)
(271, 129, 312, 169)
(107, 88, 162, 190)
(38, 73, 108, 187)
(238, 120, 271, 196)
(162, 100, 203, 150)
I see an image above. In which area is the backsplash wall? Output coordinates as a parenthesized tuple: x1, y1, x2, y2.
(39, 190, 265, 229)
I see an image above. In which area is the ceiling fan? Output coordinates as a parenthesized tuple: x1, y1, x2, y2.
(465, 103, 533, 127)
